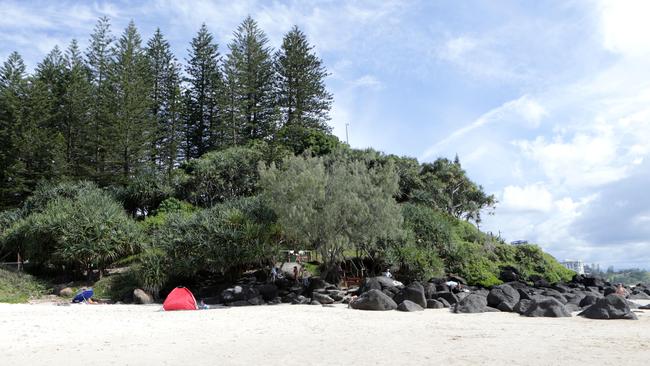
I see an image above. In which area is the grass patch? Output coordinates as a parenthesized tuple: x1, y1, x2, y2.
(0, 268, 48, 303)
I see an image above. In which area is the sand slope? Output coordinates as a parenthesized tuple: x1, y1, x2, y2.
(1, 302, 649, 366)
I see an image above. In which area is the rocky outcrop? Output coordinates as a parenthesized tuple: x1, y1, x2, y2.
(522, 298, 571, 318)
(394, 282, 427, 308)
(397, 300, 424, 312)
(579, 294, 637, 320)
(350, 289, 398, 311)
(487, 284, 520, 312)
(453, 294, 487, 313)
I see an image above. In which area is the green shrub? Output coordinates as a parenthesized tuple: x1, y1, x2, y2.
(136, 196, 281, 290)
(387, 239, 445, 282)
(180, 146, 264, 207)
(1, 182, 142, 275)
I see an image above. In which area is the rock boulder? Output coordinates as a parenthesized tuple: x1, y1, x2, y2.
(350, 289, 398, 311)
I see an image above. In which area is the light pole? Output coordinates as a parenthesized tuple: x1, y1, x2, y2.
(345, 123, 349, 145)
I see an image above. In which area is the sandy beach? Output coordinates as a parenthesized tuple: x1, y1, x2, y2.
(1, 301, 648, 366)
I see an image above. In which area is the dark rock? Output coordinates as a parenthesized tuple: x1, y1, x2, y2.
(426, 299, 445, 309)
(312, 292, 335, 304)
(497, 301, 515, 312)
(551, 284, 571, 293)
(133, 288, 153, 304)
(564, 292, 586, 306)
(473, 288, 490, 298)
(514, 299, 533, 315)
(306, 278, 329, 294)
(583, 277, 605, 288)
(397, 300, 424, 312)
(603, 287, 616, 297)
(310, 300, 321, 306)
(541, 289, 567, 304)
(222, 285, 259, 303)
(517, 288, 533, 301)
(291, 295, 310, 305)
(579, 294, 600, 308)
(504, 281, 529, 290)
(523, 298, 571, 317)
(247, 296, 265, 306)
(629, 292, 650, 300)
(394, 282, 427, 308)
(436, 291, 459, 306)
(639, 304, 650, 310)
(281, 292, 297, 303)
(485, 306, 501, 312)
(565, 303, 580, 313)
(257, 284, 278, 301)
(453, 294, 487, 313)
(350, 289, 398, 311)
(327, 290, 346, 301)
(438, 298, 451, 308)
(423, 282, 437, 299)
(487, 284, 520, 309)
(230, 300, 250, 307)
(499, 266, 520, 282)
(579, 294, 637, 320)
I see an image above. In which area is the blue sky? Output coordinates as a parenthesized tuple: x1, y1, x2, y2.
(2, 0, 650, 269)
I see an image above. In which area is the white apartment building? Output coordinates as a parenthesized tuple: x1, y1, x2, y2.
(561, 259, 585, 275)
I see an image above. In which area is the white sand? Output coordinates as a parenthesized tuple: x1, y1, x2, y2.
(1, 301, 649, 366)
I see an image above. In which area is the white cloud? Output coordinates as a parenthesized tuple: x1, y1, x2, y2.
(599, 0, 650, 56)
(349, 75, 384, 91)
(501, 184, 554, 213)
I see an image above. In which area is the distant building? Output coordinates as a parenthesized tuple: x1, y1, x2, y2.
(561, 259, 585, 275)
(510, 240, 529, 246)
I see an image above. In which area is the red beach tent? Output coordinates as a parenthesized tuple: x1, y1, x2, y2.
(163, 287, 198, 311)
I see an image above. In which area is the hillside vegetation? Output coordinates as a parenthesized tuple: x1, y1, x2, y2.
(0, 268, 47, 303)
(0, 16, 573, 300)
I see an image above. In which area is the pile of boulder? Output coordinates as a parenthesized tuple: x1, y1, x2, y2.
(347, 273, 646, 320)
(129, 271, 648, 321)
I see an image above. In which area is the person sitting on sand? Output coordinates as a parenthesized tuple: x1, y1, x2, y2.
(615, 284, 627, 297)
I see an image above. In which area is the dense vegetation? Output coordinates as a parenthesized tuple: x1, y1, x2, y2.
(588, 267, 650, 285)
(0, 17, 572, 299)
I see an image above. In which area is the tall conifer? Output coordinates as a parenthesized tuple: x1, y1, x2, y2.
(184, 24, 222, 158)
(146, 28, 183, 175)
(86, 16, 114, 183)
(111, 20, 153, 181)
(224, 16, 276, 146)
(275, 26, 332, 131)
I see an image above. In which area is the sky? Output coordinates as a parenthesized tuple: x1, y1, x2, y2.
(1, 0, 649, 269)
